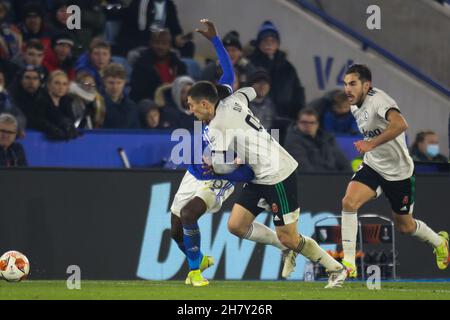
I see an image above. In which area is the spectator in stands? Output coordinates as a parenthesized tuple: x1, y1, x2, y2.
(138, 98, 178, 129)
(0, 57, 19, 85)
(0, 113, 27, 167)
(18, 2, 52, 49)
(322, 90, 358, 135)
(68, 71, 105, 129)
(11, 39, 46, 72)
(43, 32, 76, 80)
(49, 0, 106, 58)
(308, 89, 342, 121)
(248, 20, 305, 120)
(154, 75, 195, 131)
(202, 31, 256, 88)
(117, 0, 194, 58)
(33, 70, 78, 140)
(129, 28, 186, 102)
(102, 63, 140, 129)
(0, 1, 22, 60)
(0, 70, 26, 136)
(411, 130, 448, 163)
(75, 37, 111, 93)
(9, 65, 44, 130)
(248, 69, 276, 130)
(284, 108, 352, 172)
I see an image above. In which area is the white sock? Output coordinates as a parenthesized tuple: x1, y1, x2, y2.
(412, 219, 442, 247)
(341, 211, 358, 266)
(298, 235, 342, 272)
(243, 221, 287, 250)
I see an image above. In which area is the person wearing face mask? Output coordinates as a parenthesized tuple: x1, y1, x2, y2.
(411, 130, 448, 163)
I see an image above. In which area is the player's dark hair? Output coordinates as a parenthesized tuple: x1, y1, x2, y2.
(187, 81, 219, 103)
(215, 84, 232, 100)
(345, 64, 372, 83)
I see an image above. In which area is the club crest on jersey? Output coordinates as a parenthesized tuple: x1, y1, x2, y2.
(363, 111, 369, 121)
(363, 128, 382, 138)
(402, 196, 409, 205)
(271, 203, 279, 213)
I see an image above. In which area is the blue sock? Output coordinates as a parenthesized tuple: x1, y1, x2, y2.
(176, 240, 204, 264)
(183, 223, 203, 270)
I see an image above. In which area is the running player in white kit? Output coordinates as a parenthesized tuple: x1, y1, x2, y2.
(187, 82, 348, 288)
(340, 64, 449, 277)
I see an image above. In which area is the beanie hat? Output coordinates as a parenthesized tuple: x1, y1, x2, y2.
(257, 20, 280, 44)
(222, 31, 242, 50)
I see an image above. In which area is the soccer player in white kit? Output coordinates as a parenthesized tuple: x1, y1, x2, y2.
(170, 19, 297, 287)
(187, 82, 348, 288)
(340, 64, 449, 277)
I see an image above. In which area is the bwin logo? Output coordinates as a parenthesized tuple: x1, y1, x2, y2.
(363, 128, 382, 138)
(137, 183, 338, 280)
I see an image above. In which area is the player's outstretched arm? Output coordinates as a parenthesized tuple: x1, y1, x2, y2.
(354, 110, 408, 153)
(196, 18, 234, 89)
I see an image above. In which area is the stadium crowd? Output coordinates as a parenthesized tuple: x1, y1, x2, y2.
(0, 0, 448, 169)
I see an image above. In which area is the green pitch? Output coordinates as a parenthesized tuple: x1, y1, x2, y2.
(0, 280, 450, 300)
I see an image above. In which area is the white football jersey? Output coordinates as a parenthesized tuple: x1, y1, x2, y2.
(351, 87, 414, 181)
(207, 87, 298, 185)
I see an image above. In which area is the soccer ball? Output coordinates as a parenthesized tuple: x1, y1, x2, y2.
(0, 250, 30, 282)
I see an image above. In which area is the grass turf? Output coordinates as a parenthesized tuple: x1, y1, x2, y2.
(0, 280, 450, 300)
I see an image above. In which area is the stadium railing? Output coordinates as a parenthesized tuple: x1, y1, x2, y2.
(294, 0, 450, 98)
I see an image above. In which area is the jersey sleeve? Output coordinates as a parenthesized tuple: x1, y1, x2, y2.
(208, 112, 235, 153)
(234, 87, 257, 106)
(375, 93, 400, 120)
(211, 36, 234, 89)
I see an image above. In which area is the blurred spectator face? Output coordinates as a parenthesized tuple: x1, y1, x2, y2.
(104, 76, 125, 101)
(146, 108, 160, 128)
(21, 70, 41, 94)
(252, 79, 270, 99)
(225, 46, 242, 65)
(0, 72, 4, 90)
(78, 74, 96, 92)
(343, 73, 371, 106)
(0, 120, 17, 149)
(180, 84, 192, 109)
(0, 4, 7, 21)
(56, 6, 69, 25)
(48, 74, 69, 98)
(90, 48, 111, 70)
(54, 43, 72, 62)
(150, 31, 172, 59)
(297, 113, 319, 138)
(418, 133, 440, 157)
(333, 100, 351, 115)
(25, 13, 42, 34)
(25, 48, 44, 67)
(259, 36, 279, 57)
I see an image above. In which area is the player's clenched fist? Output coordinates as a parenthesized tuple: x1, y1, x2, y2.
(195, 18, 218, 40)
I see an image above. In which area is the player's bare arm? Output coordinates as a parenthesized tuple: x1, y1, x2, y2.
(354, 109, 408, 153)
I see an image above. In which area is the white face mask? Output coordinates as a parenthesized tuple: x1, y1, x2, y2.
(426, 144, 440, 157)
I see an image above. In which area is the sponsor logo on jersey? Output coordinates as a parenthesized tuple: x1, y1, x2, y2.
(363, 128, 382, 138)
